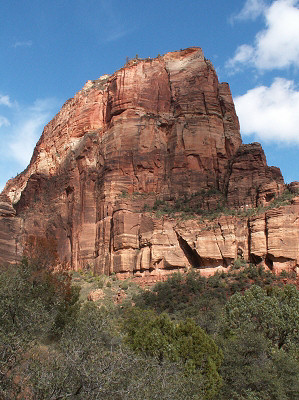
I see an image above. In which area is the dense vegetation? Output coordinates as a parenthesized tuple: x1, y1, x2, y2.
(1, 255, 299, 399)
(133, 267, 299, 399)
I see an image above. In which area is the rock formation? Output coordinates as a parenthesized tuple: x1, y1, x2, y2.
(1, 47, 298, 279)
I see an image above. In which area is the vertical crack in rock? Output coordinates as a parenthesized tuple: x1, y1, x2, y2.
(264, 213, 273, 270)
(109, 214, 114, 255)
(175, 230, 202, 268)
(162, 62, 174, 108)
(202, 92, 208, 115)
(217, 221, 226, 242)
(247, 217, 252, 262)
(131, 151, 140, 189)
(212, 224, 227, 267)
(223, 157, 233, 200)
(265, 213, 269, 253)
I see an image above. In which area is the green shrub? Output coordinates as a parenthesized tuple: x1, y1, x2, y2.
(223, 284, 299, 350)
(120, 281, 129, 290)
(110, 272, 117, 281)
(0, 259, 80, 398)
(232, 258, 247, 269)
(26, 303, 213, 400)
(217, 329, 299, 400)
(119, 190, 129, 198)
(123, 308, 223, 400)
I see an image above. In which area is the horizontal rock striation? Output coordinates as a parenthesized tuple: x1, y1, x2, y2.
(1, 47, 297, 278)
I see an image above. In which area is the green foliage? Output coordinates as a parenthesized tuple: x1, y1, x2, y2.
(217, 329, 299, 400)
(148, 189, 226, 219)
(232, 257, 247, 269)
(119, 190, 129, 198)
(0, 259, 79, 339)
(134, 266, 282, 334)
(133, 268, 299, 400)
(269, 188, 298, 208)
(27, 303, 207, 400)
(0, 259, 80, 398)
(218, 284, 299, 399)
(223, 284, 299, 350)
(120, 280, 129, 290)
(142, 203, 150, 212)
(1, 246, 298, 400)
(123, 308, 223, 399)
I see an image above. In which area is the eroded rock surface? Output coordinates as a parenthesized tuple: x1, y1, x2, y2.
(1, 47, 297, 278)
(0, 195, 22, 264)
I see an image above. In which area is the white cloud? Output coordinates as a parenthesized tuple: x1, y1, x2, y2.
(13, 40, 33, 48)
(226, 45, 255, 71)
(0, 94, 60, 194)
(0, 94, 12, 107)
(228, 0, 299, 71)
(0, 116, 10, 128)
(235, 78, 299, 144)
(232, 0, 267, 21)
(8, 99, 57, 166)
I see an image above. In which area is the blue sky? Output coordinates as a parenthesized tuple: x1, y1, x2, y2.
(0, 0, 299, 191)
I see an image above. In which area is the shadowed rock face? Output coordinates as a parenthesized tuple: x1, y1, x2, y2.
(1, 47, 297, 278)
(0, 194, 22, 264)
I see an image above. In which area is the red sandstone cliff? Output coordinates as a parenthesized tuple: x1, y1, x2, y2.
(0, 47, 298, 278)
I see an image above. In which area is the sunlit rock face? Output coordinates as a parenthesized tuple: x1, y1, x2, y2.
(1, 47, 297, 279)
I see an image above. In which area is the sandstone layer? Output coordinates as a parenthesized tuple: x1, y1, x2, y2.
(0, 47, 297, 278)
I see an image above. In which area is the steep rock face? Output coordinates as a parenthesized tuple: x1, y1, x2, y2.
(1, 47, 296, 277)
(0, 194, 22, 264)
(106, 197, 299, 280)
(226, 143, 284, 208)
